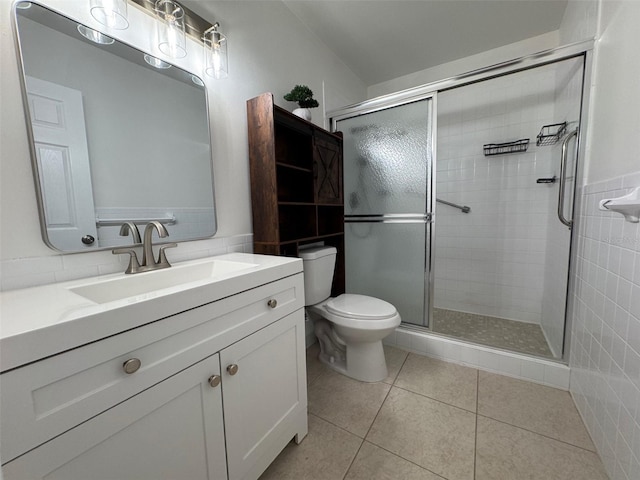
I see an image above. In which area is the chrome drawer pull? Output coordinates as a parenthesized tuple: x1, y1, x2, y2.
(122, 358, 141, 374)
(227, 364, 239, 376)
(267, 299, 277, 308)
(208, 375, 221, 388)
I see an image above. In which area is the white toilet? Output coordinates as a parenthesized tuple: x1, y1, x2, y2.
(300, 246, 401, 382)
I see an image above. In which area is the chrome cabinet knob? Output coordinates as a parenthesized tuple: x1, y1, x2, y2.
(123, 358, 141, 374)
(227, 364, 239, 376)
(267, 299, 277, 309)
(208, 375, 221, 388)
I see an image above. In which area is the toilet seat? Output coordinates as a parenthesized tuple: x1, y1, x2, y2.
(326, 294, 397, 320)
(322, 294, 401, 330)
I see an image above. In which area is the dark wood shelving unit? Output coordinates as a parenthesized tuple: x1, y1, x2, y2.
(247, 92, 345, 296)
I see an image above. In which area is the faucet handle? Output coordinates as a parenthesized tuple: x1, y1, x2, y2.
(157, 243, 178, 268)
(112, 248, 142, 274)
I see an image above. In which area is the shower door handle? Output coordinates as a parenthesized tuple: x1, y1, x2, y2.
(558, 129, 578, 229)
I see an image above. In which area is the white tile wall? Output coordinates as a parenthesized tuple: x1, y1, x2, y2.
(383, 327, 571, 390)
(0, 233, 254, 292)
(569, 171, 640, 480)
(435, 64, 561, 324)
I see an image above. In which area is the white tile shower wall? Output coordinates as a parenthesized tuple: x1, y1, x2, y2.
(383, 328, 570, 390)
(569, 171, 640, 480)
(0, 233, 254, 291)
(435, 66, 558, 324)
(540, 58, 585, 356)
(95, 207, 216, 246)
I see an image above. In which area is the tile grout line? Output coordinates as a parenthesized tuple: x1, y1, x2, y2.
(362, 440, 449, 480)
(474, 371, 597, 453)
(307, 412, 366, 441)
(475, 412, 599, 454)
(340, 436, 365, 479)
(366, 352, 449, 480)
(391, 383, 478, 415)
(306, 369, 323, 388)
(342, 351, 411, 480)
(342, 354, 416, 480)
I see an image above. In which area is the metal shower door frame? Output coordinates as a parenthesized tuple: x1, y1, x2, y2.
(330, 40, 595, 354)
(334, 95, 436, 328)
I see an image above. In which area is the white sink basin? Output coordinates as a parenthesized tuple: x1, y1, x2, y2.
(69, 259, 258, 304)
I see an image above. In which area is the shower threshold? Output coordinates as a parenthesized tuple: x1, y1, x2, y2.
(431, 308, 554, 358)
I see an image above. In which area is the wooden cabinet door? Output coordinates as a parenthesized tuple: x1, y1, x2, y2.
(313, 136, 342, 204)
(3, 355, 227, 480)
(221, 311, 308, 480)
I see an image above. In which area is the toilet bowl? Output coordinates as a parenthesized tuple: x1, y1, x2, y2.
(299, 246, 401, 382)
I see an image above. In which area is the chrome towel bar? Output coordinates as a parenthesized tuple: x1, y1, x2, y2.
(96, 216, 176, 227)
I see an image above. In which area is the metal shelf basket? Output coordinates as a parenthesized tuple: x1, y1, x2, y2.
(483, 139, 530, 156)
(536, 122, 567, 146)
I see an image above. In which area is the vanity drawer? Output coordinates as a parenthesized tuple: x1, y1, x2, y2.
(0, 273, 303, 463)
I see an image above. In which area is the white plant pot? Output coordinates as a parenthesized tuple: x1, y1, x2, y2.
(292, 108, 312, 121)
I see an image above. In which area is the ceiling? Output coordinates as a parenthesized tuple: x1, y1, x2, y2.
(281, 0, 569, 85)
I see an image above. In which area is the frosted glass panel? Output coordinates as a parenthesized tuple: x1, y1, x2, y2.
(338, 100, 430, 215)
(345, 222, 426, 325)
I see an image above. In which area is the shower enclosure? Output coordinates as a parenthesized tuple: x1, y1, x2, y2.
(332, 50, 586, 360)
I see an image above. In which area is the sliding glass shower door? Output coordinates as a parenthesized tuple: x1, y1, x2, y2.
(432, 56, 584, 358)
(335, 99, 433, 326)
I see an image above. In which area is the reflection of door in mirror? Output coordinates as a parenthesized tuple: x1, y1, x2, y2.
(27, 76, 98, 250)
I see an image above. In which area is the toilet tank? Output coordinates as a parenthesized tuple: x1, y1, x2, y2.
(298, 246, 337, 306)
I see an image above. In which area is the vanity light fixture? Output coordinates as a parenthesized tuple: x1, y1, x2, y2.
(203, 23, 228, 79)
(155, 0, 187, 58)
(90, 0, 129, 30)
(144, 54, 171, 69)
(77, 24, 115, 45)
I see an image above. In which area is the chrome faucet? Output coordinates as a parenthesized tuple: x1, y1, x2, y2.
(112, 221, 177, 274)
(141, 221, 177, 271)
(112, 222, 142, 274)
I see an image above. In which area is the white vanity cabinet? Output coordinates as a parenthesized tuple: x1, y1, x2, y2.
(0, 257, 307, 480)
(3, 354, 229, 480)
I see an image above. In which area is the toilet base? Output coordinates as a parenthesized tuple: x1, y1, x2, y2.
(317, 339, 388, 383)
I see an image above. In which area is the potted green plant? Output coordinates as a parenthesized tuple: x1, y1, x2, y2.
(284, 85, 319, 121)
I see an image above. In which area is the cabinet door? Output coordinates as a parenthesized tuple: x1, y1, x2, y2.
(314, 136, 343, 204)
(3, 355, 227, 480)
(221, 310, 307, 480)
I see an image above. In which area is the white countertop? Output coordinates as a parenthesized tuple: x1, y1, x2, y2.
(0, 253, 303, 372)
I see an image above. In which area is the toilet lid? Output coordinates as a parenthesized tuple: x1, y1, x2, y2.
(325, 294, 397, 320)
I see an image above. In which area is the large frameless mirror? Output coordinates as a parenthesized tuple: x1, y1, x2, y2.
(14, 1, 216, 252)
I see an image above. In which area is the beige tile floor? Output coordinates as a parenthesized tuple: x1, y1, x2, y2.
(260, 344, 609, 480)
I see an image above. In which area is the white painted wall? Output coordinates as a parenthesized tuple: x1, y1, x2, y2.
(558, 0, 599, 45)
(583, 0, 640, 183)
(563, 1, 640, 479)
(0, 0, 366, 288)
(367, 31, 560, 99)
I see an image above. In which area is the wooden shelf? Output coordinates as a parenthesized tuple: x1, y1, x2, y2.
(276, 162, 313, 173)
(248, 93, 345, 296)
